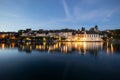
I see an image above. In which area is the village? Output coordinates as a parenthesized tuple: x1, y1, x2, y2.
(0, 25, 119, 42)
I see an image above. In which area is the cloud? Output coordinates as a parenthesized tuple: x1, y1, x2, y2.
(60, 0, 118, 23)
(72, 0, 120, 23)
(7, 13, 21, 18)
(62, 0, 71, 18)
(106, 9, 118, 18)
(73, 5, 118, 22)
(48, 0, 118, 25)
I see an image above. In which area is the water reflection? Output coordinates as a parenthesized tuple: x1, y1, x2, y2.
(0, 42, 120, 55)
(106, 43, 114, 54)
(1, 43, 5, 51)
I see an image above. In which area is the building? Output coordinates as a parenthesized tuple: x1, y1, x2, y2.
(73, 31, 103, 41)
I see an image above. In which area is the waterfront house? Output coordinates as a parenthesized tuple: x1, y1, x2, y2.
(73, 31, 103, 41)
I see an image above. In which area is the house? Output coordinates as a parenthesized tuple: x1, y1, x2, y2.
(73, 31, 103, 41)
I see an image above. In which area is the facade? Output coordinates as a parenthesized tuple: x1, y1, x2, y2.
(0, 28, 104, 42)
(58, 32, 72, 38)
(36, 33, 46, 37)
(20, 29, 103, 42)
(72, 31, 103, 41)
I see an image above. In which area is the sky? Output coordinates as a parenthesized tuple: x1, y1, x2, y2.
(0, 0, 120, 31)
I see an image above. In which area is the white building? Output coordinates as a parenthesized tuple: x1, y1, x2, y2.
(36, 33, 46, 37)
(71, 31, 103, 41)
(58, 32, 72, 38)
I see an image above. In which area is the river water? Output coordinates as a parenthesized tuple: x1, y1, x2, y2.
(0, 42, 120, 80)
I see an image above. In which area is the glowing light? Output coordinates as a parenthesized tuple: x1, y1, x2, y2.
(39, 45, 42, 50)
(63, 46, 68, 53)
(83, 42, 87, 54)
(43, 37, 46, 41)
(77, 43, 81, 53)
(75, 37, 78, 40)
(10, 36, 16, 39)
(59, 37, 61, 41)
(106, 42, 110, 54)
(107, 48, 110, 54)
(75, 42, 78, 48)
(36, 45, 39, 49)
(26, 37, 31, 40)
(48, 46, 53, 52)
(111, 44, 114, 54)
(43, 42, 46, 46)
(1, 34, 5, 38)
(30, 46, 32, 51)
(58, 42, 61, 47)
(83, 37, 87, 40)
(74, 37, 78, 41)
(26, 42, 31, 46)
(2, 43, 5, 51)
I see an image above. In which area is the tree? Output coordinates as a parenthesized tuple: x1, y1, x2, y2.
(18, 30, 23, 35)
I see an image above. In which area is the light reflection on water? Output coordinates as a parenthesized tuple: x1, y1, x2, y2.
(0, 42, 120, 80)
(0, 42, 120, 55)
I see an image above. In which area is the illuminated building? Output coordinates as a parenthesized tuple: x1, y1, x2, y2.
(67, 31, 103, 42)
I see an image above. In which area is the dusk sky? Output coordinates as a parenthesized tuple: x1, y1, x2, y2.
(0, 0, 120, 31)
